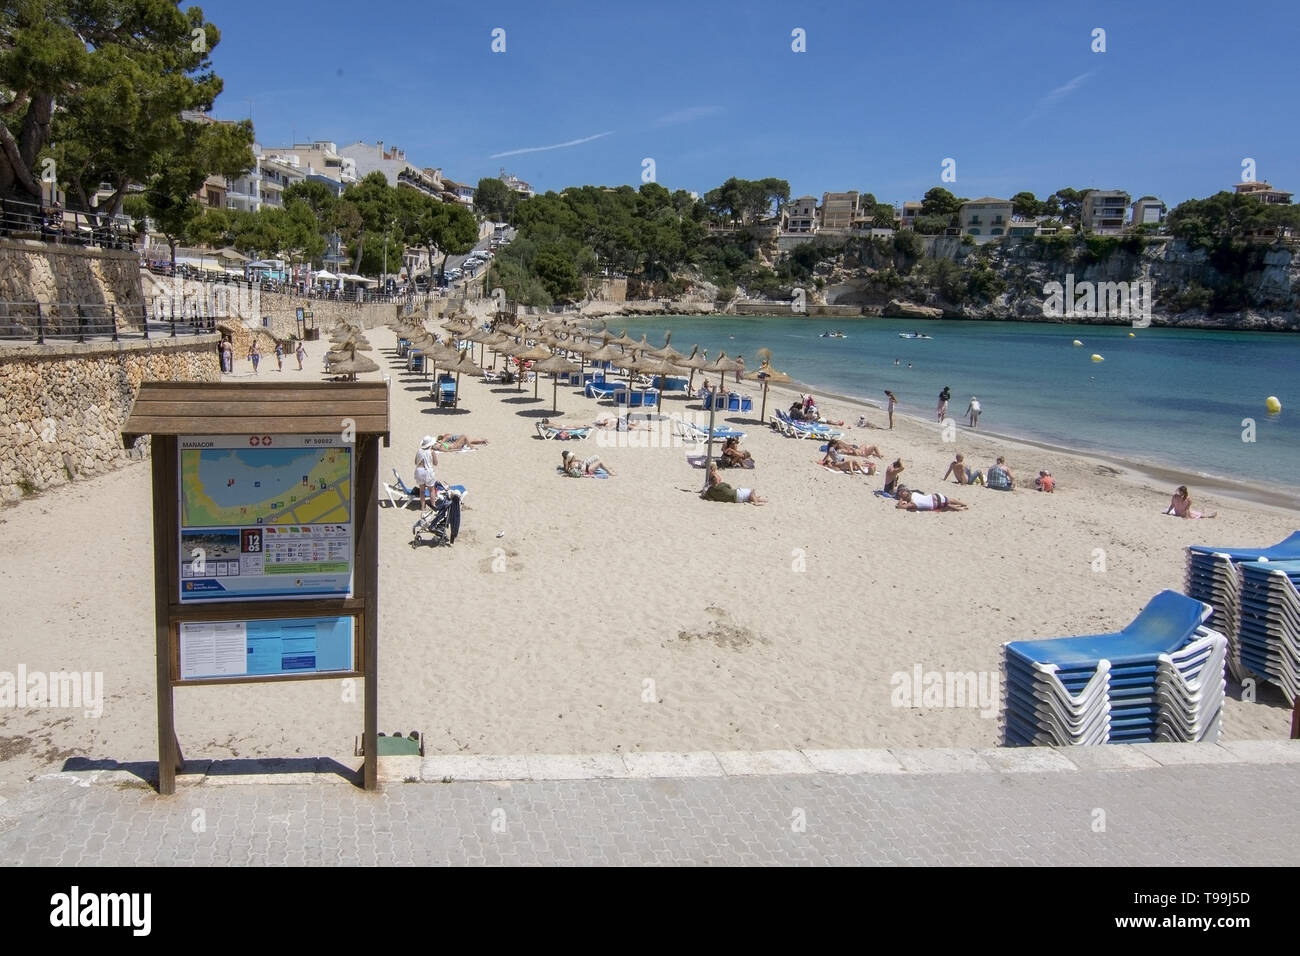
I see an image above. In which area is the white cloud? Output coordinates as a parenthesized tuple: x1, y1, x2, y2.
(1021, 71, 1094, 125)
(653, 105, 723, 128)
(489, 131, 614, 159)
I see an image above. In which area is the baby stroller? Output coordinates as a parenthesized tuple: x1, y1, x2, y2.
(412, 481, 465, 547)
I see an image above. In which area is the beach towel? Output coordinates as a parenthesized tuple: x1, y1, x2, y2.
(816, 459, 871, 476)
(555, 466, 609, 479)
(687, 455, 754, 469)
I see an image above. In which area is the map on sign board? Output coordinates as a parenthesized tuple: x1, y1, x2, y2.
(177, 435, 353, 603)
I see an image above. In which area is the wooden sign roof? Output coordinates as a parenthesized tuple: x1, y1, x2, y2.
(121, 381, 390, 446)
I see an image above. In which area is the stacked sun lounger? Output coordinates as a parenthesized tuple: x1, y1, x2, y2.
(1184, 531, 1300, 681)
(1002, 590, 1226, 746)
(1237, 560, 1300, 703)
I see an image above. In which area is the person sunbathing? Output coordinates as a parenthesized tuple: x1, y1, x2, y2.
(561, 450, 613, 476)
(591, 413, 649, 431)
(701, 462, 765, 505)
(434, 434, 488, 451)
(821, 445, 872, 474)
(942, 453, 982, 486)
(828, 438, 882, 459)
(1165, 485, 1215, 519)
(720, 436, 754, 468)
(895, 489, 968, 512)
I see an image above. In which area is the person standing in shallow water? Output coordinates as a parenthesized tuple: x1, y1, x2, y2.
(885, 390, 897, 429)
(937, 386, 951, 423)
(965, 395, 981, 428)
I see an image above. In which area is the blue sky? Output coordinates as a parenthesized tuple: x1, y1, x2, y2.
(204, 0, 1298, 208)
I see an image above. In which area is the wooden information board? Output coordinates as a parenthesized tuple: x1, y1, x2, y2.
(122, 381, 389, 793)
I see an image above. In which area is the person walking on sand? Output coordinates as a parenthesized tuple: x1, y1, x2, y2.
(295, 339, 306, 370)
(1165, 485, 1216, 519)
(249, 340, 261, 374)
(937, 386, 951, 423)
(274, 340, 284, 371)
(735, 355, 745, 383)
(885, 390, 897, 429)
(966, 395, 981, 428)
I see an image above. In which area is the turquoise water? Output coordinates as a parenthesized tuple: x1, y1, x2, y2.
(615, 316, 1300, 489)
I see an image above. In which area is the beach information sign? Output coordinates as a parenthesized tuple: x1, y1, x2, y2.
(178, 616, 355, 681)
(177, 434, 354, 603)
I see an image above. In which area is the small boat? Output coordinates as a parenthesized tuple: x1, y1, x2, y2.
(898, 331, 933, 340)
(820, 330, 847, 339)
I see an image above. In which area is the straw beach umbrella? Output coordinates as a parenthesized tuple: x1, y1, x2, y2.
(329, 351, 379, 381)
(705, 352, 741, 390)
(746, 348, 792, 422)
(511, 343, 553, 397)
(641, 355, 686, 411)
(532, 353, 581, 414)
(677, 346, 710, 394)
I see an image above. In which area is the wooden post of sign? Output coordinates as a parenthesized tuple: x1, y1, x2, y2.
(152, 436, 181, 796)
(358, 434, 380, 790)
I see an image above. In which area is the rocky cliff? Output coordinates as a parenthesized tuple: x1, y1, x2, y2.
(815, 236, 1300, 329)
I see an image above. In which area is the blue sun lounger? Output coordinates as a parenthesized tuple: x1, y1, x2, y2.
(585, 381, 621, 399)
(435, 374, 456, 407)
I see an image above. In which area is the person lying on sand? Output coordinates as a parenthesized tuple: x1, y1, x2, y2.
(561, 450, 613, 477)
(1165, 485, 1215, 518)
(701, 462, 766, 505)
(828, 438, 883, 459)
(821, 445, 872, 474)
(591, 412, 649, 431)
(895, 489, 968, 512)
(434, 434, 488, 451)
(720, 436, 755, 468)
(942, 453, 982, 486)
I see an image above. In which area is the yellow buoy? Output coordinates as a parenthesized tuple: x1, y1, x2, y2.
(1072, 339, 1083, 346)
(1128, 332, 1136, 338)
(1091, 353, 1104, 363)
(1266, 396, 1282, 413)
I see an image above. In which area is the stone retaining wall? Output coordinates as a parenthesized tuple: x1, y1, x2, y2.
(0, 239, 144, 323)
(0, 336, 219, 502)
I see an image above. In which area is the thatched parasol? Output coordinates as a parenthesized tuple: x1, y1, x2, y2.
(746, 348, 793, 422)
(329, 352, 379, 381)
(640, 355, 686, 411)
(676, 346, 712, 393)
(647, 331, 686, 364)
(607, 328, 639, 348)
(613, 350, 659, 400)
(511, 343, 553, 396)
(705, 352, 741, 391)
(531, 352, 581, 414)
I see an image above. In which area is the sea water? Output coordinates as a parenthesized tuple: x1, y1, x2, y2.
(615, 316, 1300, 489)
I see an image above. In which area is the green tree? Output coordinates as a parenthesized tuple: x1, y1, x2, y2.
(474, 176, 517, 222)
(2, 1, 234, 219)
(1049, 188, 1084, 223)
(142, 119, 253, 265)
(920, 187, 962, 216)
(1011, 191, 1044, 217)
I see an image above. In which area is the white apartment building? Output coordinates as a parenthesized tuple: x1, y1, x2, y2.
(261, 141, 358, 185)
(225, 145, 306, 213)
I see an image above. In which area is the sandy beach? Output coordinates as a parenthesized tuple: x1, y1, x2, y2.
(0, 322, 1294, 784)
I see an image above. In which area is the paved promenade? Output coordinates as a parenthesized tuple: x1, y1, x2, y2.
(2, 743, 1298, 866)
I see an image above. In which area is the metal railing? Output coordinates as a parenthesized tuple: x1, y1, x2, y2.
(0, 300, 222, 344)
(0, 197, 137, 251)
(143, 262, 409, 304)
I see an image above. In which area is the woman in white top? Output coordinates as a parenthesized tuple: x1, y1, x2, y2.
(414, 435, 440, 509)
